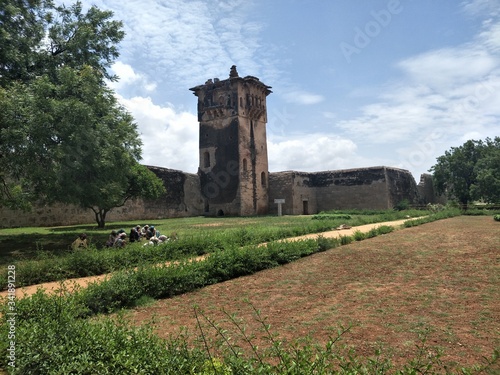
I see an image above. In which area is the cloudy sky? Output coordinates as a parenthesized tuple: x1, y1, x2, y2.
(58, 0, 499, 179)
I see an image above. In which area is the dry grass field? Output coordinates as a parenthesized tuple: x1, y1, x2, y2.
(129, 216, 499, 370)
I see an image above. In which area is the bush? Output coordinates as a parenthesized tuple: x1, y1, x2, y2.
(353, 230, 366, 241)
(394, 199, 410, 211)
(340, 235, 353, 245)
(0, 289, 207, 374)
(376, 225, 394, 235)
(494, 215, 500, 222)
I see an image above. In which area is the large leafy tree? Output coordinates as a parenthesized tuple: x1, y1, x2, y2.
(471, 137, 500, 204)
(430, 137, 500, 208)
(0, 0, 122, 85)
(0, 0, 165, 227)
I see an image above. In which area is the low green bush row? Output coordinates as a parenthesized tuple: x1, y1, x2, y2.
(9, 224, 395, 320)
(78, 239, 320, 315)
(0, 236, 226, 290)
(494, 214, 500, 222)
(403, 208, 461, 228)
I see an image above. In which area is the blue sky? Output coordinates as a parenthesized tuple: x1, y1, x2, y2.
(59, 0, 499, 180)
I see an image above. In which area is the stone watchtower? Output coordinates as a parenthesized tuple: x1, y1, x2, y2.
(190, 66, 272, 216)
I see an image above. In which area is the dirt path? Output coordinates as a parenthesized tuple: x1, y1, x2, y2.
(2, 217, 419, 299)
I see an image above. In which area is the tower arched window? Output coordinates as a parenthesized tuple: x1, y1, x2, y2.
(243, 158, 248, 172)
(261, 171, 266, 187)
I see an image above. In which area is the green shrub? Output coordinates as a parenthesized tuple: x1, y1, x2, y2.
(463, 208, 491, 216)
(394, 199, 410, 211)
(353, 230, 366, 241)
(494, 215, 500, 222)
(366, 227, 379, 238)
(376, 225, 394, 235)
(0, 289, 207, 374)
(340, 235, 353, 245)
(316, 235, 340, 251)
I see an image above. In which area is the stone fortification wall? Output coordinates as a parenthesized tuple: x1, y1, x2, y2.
(1, 165, 434, 228)
(0, 166, 203, 228)
(384, 167, 421, 207)
(1, 203, 94, 228)
(140, 166, 203, 218)
(417, 173, 447, 205)
(268, 166, 420, 215)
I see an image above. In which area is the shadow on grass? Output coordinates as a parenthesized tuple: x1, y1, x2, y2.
(0, 222, 163, 265)
(0, 232, 104, 265)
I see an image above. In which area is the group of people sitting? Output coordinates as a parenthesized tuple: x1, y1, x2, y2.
(105, 224, 174, 248)
(71, 224, 177, 250)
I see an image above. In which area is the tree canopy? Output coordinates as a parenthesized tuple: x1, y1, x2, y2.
(0, 0, 165, 227)
(430, 137, 500, 208)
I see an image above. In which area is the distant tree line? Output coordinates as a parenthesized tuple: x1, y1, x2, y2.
(430, 137, 500, 209)
(0, 0, 165, 227)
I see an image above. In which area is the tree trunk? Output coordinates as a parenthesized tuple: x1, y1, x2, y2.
(94, 209, 108, 228)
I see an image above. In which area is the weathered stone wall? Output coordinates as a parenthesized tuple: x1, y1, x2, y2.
(384, 167, 421, 207)
(268, 166, 421, 215)
(143, 166, 203, 217)
(0, 166, 203, 228)
(417, 173, 447, 205)
(1, 165, 440, 228)
(267, 172, 297, 215)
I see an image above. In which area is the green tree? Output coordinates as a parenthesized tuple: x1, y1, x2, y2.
(471, 137, 500, 204)
(0, 0, 166, 227)
(0, 0, 123, 86)
(0, 0, 49, 86)
(430, 137, 500, 208)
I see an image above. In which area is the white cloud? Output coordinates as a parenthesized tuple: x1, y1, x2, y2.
(335, 19, 500, 177)
(268, 134, 371, 172)
(461, 0, 500, 17)
(108, 62, 156, 93)
(91, 0, 270, 92)
(117, 95, 199, 172)
(478, 21, 500, 52)
(397, 48, 497, 90)
(282, 90, 325, 105)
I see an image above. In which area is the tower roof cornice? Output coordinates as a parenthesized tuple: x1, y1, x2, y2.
(189, 66, 272, 96)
